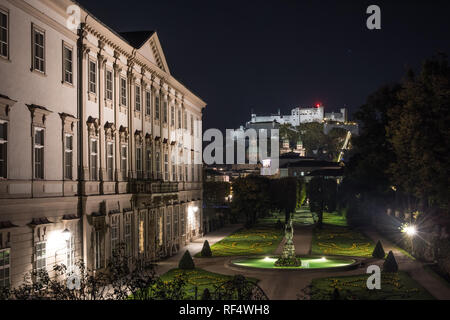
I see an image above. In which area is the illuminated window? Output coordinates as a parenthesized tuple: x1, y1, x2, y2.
(139, 213, 145, 255)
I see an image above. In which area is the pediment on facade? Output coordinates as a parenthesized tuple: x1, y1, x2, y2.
(137, 33, 171, 75)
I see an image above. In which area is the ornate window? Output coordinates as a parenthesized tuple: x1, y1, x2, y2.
(66, 234, 75, 273)
(163, 100, 168, 123)
(145, 90, 151, 116)
(155, 94, 160, 120)
(88, 59, 97, 94)
(105, 69, 113, 101)
(105, 122, 115, 181)
(171, 153, 176, 181)
(164, 151, 169, 181)
(155, 150, 161, 180)
(170, 105, 175, 127)
(166, 208, 171, 242)
(34, 128, 45, 179)
(177, 109, 181, 129)
(135, 131, 143, 180)
(60, 113, 77, 180)
(120, 77, 127, 106)
(64, 135, 73, 179)
(145, 134, 152, 179)
(135, 85, 141, 112)
(119, 126, 129, 180)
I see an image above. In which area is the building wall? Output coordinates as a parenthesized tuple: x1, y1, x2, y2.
(0, 0, 206, 288)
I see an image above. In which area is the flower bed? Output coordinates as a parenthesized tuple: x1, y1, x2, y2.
(310, 272, 434, 300)
(312, 225, 375, 257)
(205, 227, 283, 257)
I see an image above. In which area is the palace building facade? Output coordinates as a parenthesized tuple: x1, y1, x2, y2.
(0, 0, 206, 287)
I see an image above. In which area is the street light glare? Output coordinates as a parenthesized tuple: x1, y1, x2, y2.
(405, 225, 417, 236)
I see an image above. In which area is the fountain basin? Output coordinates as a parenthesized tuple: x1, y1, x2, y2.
(231, 256, 358, 271)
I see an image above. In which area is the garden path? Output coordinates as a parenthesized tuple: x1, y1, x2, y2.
(154, 224, 243, 276)
(363, 229, 450, 300)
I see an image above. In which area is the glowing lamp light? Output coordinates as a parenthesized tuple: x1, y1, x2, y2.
(401, 224, 417, 237)
(315, 103, 321, 108)
(62, 228, 71, 241)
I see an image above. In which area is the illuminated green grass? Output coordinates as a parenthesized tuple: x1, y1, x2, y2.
(310, 272, 434, 300)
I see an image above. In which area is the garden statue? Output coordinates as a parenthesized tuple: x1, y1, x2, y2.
(275, 218, 301, 267)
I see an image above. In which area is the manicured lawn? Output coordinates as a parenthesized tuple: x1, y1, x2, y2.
(312, 225, 375, 257)
(160, 268, 258, 299)
(205, 226, 283, 257)
(322, 211, 347, 227)
(310, 271, 434, 300)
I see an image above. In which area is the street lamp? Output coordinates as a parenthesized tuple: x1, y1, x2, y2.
(62, 228, 72, 241)
(402, 224, 417, 237)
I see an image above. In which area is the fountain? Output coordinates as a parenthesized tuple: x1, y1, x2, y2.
(274, 219, 301, 267)
(231, 218, 357, 271)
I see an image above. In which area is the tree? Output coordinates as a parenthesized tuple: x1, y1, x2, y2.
(298, 122, 327, 157)
(383, 251, 398, 273)
(323, 179, 338, 212)
(326, 127, 349, 161)
(296, 179, 307, 210)
(201, 240, 212, 257)
(372, 240, 386, 259)
(179, 250, 195, 270)
(231, 175, 271, 228)
(270, 177, 298, 223)
(387, 54, 450, 211)
(203, 181, 231, 207)
(308, 177, 325, 228)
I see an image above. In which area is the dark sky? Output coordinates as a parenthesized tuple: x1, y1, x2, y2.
(77, 0, 450, 132)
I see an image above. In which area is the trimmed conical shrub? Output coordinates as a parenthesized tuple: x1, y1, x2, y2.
(372, 240, 386, 259)
(201, 240, 212, 257)
(179, 250, 195, 270)
(332, 288, 340, 300)
(383, 250, 398, 273)
(201, 288, 211, 300)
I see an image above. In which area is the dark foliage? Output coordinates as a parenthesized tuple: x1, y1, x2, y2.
(178, 250, 195, 270)
(383, 251, 399, 273)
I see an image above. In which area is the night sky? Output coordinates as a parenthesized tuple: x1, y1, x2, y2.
(76, 0, 450, 132)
